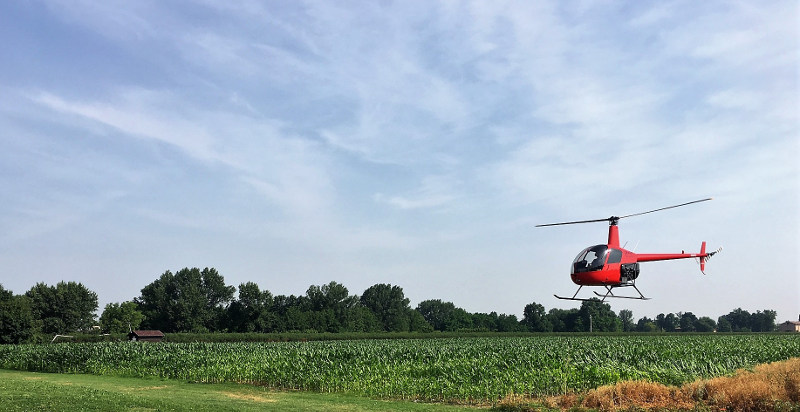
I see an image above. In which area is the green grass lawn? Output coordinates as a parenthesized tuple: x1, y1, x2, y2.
(0, 369, 482, 412)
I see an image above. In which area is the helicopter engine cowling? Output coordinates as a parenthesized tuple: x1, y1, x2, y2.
(620, 263, 640, 282)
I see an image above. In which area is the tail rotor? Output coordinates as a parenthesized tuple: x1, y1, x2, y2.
(698, 241, 722, 274)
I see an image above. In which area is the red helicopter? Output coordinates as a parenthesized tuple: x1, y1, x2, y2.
(537, 198, 722, 302)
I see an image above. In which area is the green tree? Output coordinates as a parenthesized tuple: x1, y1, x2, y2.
(471, 312, 497, 331)
(227, 282, 276, 332)
(447, 308, 474, 331)
(694, 316, 717, 332)
(656, 313, 678, 332)
(750, 310, 777, 332)
(25, 281, 98, 334)
(679, 312, 698, 332)
(416, 299, 471, 331)
(408, 309, 434, 332)
(136, 267, 235, 332)
(305, 281, 358, 332)
(495, 313, 523, 332)
(0, 284, 12, 301)
(360, 284, 411, 332)
(636, 316, 657, 332)
(579, 299, 620, 332)
(716, 316, 732, 332)
(720, 308, 751, 332)
(99, 301, 144, 333)
(522, 302, 552, 332)
(342, 305, 382, 332)
(270, 294, 308, 332)
(416, 299, 456, 331)
(618, 309, 634, 332)
(546, 308, 581, 332)
(0, 286, 35, 344)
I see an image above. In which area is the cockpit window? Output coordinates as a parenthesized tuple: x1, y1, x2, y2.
(572, 245, 608, 274)
(607, 249, 622, 264)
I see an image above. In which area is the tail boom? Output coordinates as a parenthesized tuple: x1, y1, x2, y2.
(635, 241, 721, 274)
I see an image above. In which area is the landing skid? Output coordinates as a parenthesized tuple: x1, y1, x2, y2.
(554, 284, 651, 302)
(554, 294, 606, 302)
(593, 291, 651, 300)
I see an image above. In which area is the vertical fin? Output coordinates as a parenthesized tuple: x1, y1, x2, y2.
(700, 241, 707, 274)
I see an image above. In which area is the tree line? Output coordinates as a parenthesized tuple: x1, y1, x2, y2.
(0, 267, 781, 343)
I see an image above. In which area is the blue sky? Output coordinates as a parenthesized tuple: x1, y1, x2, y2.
(1, 1, 797, 323)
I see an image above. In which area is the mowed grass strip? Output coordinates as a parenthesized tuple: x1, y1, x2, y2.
(0, 369, 477, 412)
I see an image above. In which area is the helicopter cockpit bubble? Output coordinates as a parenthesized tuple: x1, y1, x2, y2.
(572, 245, 608, 274)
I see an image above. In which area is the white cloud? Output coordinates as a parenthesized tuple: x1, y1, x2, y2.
(374, 174, 460, 210)
(1, 0, 797, 320)
(29, 88, 336, 220)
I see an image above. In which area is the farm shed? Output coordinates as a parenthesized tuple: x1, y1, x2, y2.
(128, 330, 165, 342)
(778, 321, 800, 332)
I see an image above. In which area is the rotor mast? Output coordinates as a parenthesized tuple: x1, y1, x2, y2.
(607, 217, 620, 249)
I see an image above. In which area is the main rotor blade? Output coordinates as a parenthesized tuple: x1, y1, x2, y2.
(619, 198, 712, 220)
(536, 198, 712, 227)
(535, 217, 612, 227)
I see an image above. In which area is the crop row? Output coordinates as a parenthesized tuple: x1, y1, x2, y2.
(1, 335, 798, 402)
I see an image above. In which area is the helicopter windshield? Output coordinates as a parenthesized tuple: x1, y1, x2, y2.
(572, 245, 608, 274)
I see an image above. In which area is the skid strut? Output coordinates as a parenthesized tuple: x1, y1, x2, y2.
(593, 284, 650, 301)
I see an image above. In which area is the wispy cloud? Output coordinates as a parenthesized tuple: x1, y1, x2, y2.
(0, 1, 796, 318)
(29, 88, 336, 221)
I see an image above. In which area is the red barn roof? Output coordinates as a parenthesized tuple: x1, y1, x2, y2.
(131, 330, 164, 337)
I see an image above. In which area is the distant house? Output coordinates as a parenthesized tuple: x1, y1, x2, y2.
(128, 330, 165, 342)
(778, 321, 800, 332)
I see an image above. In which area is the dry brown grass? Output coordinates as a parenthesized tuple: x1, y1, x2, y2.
(223, 391, 277, 403)
(496, 358, 800, 412)
(581, 380, 694, 410)
(682, 357, 800, 411)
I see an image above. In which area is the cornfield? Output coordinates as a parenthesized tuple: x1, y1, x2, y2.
(1, 335, 798, 402)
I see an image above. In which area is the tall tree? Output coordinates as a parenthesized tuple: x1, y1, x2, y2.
(546, 308, 582, 332)
(99, 301, 144, 333)
(679, 312, 698, 332)
(694, 316, 717, 332)
(495, 313, 523, 332)
(522, 302, 552, 332)
(416, 299, 471, 331)
(409, 309, 434, 332)
(656, 313, 678, 332)
(0, 286, 35, 344)
(136, 267, 235, 332)
(25, 281, 98, 334)
(305, 281, 358, 332)
(636, 316, 657, 332)
(721, 308, 752, 332)
(341, 305, 382, 332)
(227, 282, 275, 332)
(417, 299, 456, 331)
(270, 294, 308, 332)
(716, 316, 732, 332)
(360, 284, 412, 332)
(471, 312, 497, 331)
(618, 309, 634, 332)
(579, 299, 620, 332)
(750, 310, 777, 332)
(0, 284, 12, 301)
